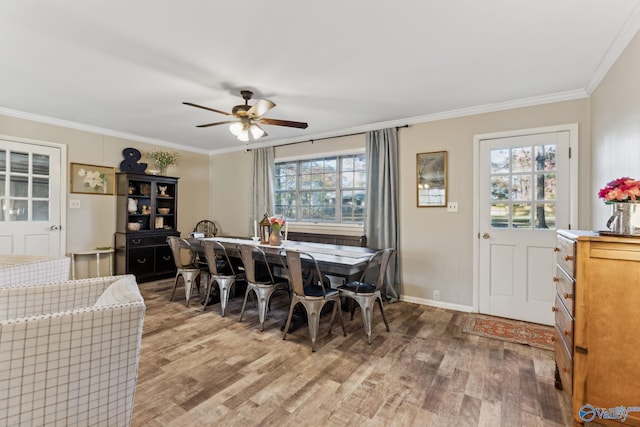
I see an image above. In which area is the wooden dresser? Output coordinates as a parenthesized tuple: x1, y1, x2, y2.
(554, 230, 640, 426)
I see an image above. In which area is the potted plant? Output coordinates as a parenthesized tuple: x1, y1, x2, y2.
(598, 177, 640, 235)
(147, 150, 179, 175)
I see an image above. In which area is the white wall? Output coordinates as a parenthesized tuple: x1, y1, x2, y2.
(591, 30, 640, 230)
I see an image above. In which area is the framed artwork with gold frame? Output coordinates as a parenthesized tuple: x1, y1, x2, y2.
(70, 163, 115, 195)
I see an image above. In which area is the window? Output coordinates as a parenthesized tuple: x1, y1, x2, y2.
(489, 144, 557, 229)
(275, 154, 366, 223)
(0, 149, 51, 222)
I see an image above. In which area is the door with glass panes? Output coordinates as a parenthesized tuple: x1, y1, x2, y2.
(0, 139, 63, 255)
(478, 130, 570, 325)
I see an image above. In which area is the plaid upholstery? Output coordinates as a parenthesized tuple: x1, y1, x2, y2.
(0, 275, 145, 426)
(0, 255, 71, 288)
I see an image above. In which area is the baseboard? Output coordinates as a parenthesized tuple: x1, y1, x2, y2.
(399, 295, 474, 313)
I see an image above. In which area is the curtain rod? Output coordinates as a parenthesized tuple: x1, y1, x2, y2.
(246, 124, 409, 151)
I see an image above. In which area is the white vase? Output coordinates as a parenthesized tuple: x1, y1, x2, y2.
(128, 198, 138, 213)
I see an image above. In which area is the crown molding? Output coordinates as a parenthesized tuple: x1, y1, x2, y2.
(0, 107, 209, 155)
(585, 3, 640, 95)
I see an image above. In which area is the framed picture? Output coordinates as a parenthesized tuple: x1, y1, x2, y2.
(417, 151, 447, 207)
(70, 163, 115, 195)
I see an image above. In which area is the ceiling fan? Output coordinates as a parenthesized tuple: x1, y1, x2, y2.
(183, 90, 308, 142)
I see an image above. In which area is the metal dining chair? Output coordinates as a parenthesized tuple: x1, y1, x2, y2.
(167, 236, 202, 306)
(281, 250, 346, 352)
(238, 244, 289, 331)
(337, 248, 394, 344)
(201, 240, 243, 316)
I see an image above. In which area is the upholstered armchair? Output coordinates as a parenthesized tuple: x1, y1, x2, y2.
(0, 274, 145, 426)
(0, 255, 70, 287)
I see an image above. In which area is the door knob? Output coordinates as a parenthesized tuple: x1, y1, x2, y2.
(50, 225, 59, 230)
(482, 232, 490, 239)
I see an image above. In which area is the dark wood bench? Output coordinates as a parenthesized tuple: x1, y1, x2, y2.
(287, 232, 367, 248)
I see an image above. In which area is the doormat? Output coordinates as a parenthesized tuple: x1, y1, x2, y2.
(463, 314, 554, 351)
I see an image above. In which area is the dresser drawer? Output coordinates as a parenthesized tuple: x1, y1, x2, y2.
(554, 265, 575, 316)
(554, 325, 573, 396)
(555, 235, 576, 278)
(554, 293, 574, 352)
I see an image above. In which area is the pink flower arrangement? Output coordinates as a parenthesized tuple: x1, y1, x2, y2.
(598, 177, 640, 203)
(269, 215, 286, 232)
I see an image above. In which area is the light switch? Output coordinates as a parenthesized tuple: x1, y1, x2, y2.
(447, 201, 458, 212)
(69, 199, 81, 209)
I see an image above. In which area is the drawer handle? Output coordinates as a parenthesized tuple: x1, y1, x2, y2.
(136, 258, 148, 264)
(563, 292, 573, 299)
(563, 329, 570, 336)
(163, 256, 171, 261)
(551, 306, 557, 312)
(553, 247, 560, 252)
(552, 277, 559, 283)
(132, 239, 142, 245)
(562, 367, 571, 374)
(551, 335, 555, 342)
(564, 255, 574, 261)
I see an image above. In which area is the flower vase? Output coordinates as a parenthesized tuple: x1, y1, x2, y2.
(158, 166, 167, 176)
(269, 229, 282, 246)
(607, 202, 640, 235)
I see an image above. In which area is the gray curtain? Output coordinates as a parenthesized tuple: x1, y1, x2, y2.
(251, 147, 276, 234)
(365, 128, 400, 302)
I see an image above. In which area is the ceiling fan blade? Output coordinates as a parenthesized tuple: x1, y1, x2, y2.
(258, 118, 308, 129)
(183, 102, 232, 116)
(247, 99, 276, 118)
(196, 120, 236, 128)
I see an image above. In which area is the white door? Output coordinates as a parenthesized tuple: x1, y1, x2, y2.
(0, 139, 64, 255)
(477, 129, 571, 325)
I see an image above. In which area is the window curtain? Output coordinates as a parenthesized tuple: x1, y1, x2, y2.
(251, 147, 276, 234)
(365, 128, 400, 302)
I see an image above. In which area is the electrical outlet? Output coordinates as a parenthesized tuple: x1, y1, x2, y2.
(69, 199, 81, 209)
(447, 201, 458, 212)
(433, 290, 440, 301)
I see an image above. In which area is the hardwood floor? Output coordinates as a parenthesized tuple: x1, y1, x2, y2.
(132, 280, 572, 426)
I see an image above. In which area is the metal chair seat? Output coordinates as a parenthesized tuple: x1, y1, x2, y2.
(339, 281, 377, 294)
(282, 250, 346, 352)
(337, 248, 394, 344)
(302, 284, 339, 298)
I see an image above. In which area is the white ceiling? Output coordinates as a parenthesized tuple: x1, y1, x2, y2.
(1, 1, 639, 154)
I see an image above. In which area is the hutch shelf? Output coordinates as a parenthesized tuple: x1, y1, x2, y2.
(114, 172, 179, 283)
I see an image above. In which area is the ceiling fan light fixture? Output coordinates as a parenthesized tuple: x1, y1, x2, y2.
(229, 121, 245, 136)
(236, 130, 250, 142)
(249, 123, 265, 139)
(185, 90, 308, 142)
